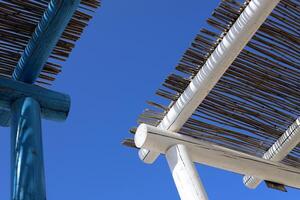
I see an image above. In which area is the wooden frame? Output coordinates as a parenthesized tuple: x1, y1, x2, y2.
(139, 0, 282, 164)
(7, 1, 80, 199)
(132, 1, 300, 199)
(136, 124, 300, 189)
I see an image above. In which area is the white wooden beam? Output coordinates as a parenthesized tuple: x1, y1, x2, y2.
(139, 0, 281, 164)
(166, 144, 208, 200)
(135, 124, 300, 189)
(243, 118, 300, 189)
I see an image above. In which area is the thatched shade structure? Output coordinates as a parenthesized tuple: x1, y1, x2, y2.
(124, 0, 300, 197)
(0, 1, 100, 200)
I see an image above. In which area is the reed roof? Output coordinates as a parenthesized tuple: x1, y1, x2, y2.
(0, 0, 100, 85)
(124, 0, 300, 168)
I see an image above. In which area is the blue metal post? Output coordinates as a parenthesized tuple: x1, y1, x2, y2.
(11, 97, 46, 200)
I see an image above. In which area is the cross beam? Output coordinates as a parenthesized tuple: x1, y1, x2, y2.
(0, 77, 70, 127)
(243, 118, 300, 188)
(135, 124, 300, 189)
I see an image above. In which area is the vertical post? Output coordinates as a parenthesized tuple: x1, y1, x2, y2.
(11, 97, 46, 200)
(166, 144, 208, 200)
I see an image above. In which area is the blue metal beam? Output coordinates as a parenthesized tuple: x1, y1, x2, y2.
(12, 0, 80, 83)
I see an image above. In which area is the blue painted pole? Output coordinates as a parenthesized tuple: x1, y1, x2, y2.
(11, 98, 46, 200)
(10, 1, 79, 199)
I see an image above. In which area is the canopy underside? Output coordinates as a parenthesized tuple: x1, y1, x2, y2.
(0, 0, 100, 85)
(125, 0, 300, 169)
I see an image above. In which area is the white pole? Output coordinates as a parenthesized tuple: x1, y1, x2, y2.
(243, 118, 300, 189)
(166, 144, 208, 200)
(135, 124, 300, 189)
(139, 0, 281, 164)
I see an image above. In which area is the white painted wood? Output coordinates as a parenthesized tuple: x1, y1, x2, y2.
(166, 144, 209, 200)
(139, 0, 281, 164)
(135, 124, 300, 189)
(243, 118, 300, 189)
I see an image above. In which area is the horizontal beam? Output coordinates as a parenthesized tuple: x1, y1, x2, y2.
(0, 77, 70, 126)
(243, 118, 300, 189)
(135, 124, 300, 189)
(12, 0, 80, 83)
(139, 0, 281, 164)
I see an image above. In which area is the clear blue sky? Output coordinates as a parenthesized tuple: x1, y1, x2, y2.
(0, 0, 299, 199)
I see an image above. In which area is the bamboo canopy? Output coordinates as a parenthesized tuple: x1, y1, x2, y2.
(124, 0, 300, 170)
(0, 0, 100, 85)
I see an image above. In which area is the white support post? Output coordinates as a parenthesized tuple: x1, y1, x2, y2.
(166, 144, 208, 200)
(243, 118, 300, 189)
(139, 0, 281, 164)
(135, 124, 300, 189)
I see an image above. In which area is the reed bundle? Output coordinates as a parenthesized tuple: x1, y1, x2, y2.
(0, 0, 100, 85)
(124, 0, 300, 168)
